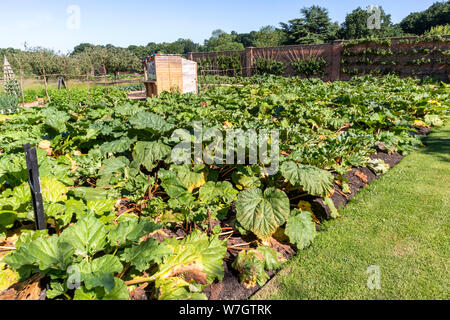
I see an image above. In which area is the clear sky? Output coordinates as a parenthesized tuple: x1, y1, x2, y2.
(0, 0, 442, 53)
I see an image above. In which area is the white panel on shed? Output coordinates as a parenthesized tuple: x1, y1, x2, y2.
(182, 59, 198, 94)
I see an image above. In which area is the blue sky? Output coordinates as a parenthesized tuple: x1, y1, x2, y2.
(0, 0, 441, 53)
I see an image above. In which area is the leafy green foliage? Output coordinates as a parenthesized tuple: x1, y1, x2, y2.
(236, 188, 290, 240)
(285, 209, 317, 250)
(0, 74, 446, 300)
(254, 58, 286, 76)
(120, 239, 171, 272)
(0, 94, 19, 115)
(281, 161, 334, 196)
(59, 214, 107, 258)
(291, 56, 327, 76)
(232, 246, 285, 288)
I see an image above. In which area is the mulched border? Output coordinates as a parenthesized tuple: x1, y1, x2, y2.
(204, 127, 432, 300)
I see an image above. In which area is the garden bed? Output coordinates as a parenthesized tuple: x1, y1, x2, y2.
(0, 76, 446, 301)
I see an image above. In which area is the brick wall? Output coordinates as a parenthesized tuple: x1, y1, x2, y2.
(188, 35, 450, 82)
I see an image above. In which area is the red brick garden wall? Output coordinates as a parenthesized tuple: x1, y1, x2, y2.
(188, 35, 450, 82)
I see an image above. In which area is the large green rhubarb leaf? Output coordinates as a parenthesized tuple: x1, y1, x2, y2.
(4, 236, 74, 272)
(157, 230, 227, 285)
(76, 255, 123, 292)
(108, 218, 161, 247)
(41, 177, 68, 203)
(60, 214, 107, 258)
(129, 111, 175, 134)
(199, 181, 238, 203)
(120, 239, 171, 272)
(74, 278, 129, 300)
(285, 209, 317, 250)
(236, 188, 290, 240)
(132, 141, 171, 171)
(280, 161, 334, 197)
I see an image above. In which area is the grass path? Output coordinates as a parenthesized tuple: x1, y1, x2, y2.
(253, 122, 450, 300)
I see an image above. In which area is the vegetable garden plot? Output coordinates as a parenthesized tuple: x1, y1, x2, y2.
(0, 75, 448, 300)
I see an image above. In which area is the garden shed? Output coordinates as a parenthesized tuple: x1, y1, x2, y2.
(144, 54, 198, 97)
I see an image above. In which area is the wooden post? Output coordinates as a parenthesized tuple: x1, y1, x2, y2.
(40, 52, 51, 103)
(63, 57, 72, 102)
(143, 64, 148, 81)
(102, 60, 109, 95)
(245, 47, 255, 77)
(24, 144, 46, 230)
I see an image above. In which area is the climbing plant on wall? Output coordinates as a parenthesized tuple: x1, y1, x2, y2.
(291, 56, 327, 76)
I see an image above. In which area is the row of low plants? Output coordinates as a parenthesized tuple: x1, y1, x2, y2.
(7, 85, 143, 105)
(254, 56, 328, 77)
(0, 75, 447, 300)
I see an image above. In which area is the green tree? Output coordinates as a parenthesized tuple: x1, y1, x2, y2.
(253, 26, 286, 47)
(25, 47, 64, 77)
(280, 6, 339, 44)
(400, 1, 450, 35)
(71, 43, 96, 56)
(203, 30, 245, 52)
(338, 6, 404, 39)
(104, 47, 141, 78)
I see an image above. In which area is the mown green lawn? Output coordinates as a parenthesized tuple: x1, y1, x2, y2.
(253, 121, 450, 300)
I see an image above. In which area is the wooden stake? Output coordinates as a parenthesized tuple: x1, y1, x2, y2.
(63, 57, 72, 102)
(40, 52, 51, 103)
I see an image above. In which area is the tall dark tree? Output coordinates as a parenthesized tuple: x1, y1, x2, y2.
(400, 1, 450, 35)
(280, 6, 339, 44)
(338, 6, 404, 39)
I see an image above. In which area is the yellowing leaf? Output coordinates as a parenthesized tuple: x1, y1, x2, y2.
(41, 177, 68, 203)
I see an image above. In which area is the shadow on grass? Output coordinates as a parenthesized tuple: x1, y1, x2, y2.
(421, 129, 450, 163)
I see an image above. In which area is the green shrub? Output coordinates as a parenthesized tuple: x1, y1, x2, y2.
(291, 56, 327, 77)
(254, 58, 286, 75)
(0, 94, 19, 114)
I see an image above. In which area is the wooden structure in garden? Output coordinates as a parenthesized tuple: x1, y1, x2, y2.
(144, 54, 198, 97)
(3, 56, 15, 81)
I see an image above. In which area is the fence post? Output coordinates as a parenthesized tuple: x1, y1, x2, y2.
(24, 143, 46, 230)
(40, 52, 51, 103)
(245, 47, 254, 77)
(330, 41, 343, 81)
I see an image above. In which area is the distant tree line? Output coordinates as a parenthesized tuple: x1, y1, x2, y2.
(1, 1, 448, 78)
